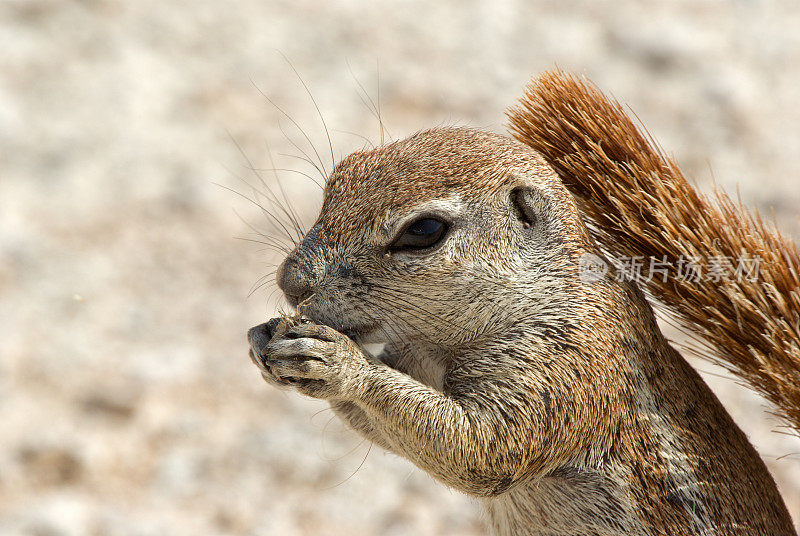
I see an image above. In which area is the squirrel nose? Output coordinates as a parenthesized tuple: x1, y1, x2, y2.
(276, 255, 313, 306)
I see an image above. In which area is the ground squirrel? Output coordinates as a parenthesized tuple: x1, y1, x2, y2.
(247, 74, 796, 535)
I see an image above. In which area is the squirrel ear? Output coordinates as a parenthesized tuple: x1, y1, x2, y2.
(511, 187, 548, 230)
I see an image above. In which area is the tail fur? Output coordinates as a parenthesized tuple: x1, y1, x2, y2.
(508, 71, 800, 435)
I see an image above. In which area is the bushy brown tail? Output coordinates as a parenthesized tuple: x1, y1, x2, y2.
(507, 71, 800, 435)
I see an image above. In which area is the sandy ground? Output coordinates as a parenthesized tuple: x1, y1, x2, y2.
(1, 1, 799, 534)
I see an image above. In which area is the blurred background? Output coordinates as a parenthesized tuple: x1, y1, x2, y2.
(1, 1, 799, 534)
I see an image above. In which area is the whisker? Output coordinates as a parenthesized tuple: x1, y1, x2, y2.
(375, 59, 393, 144)
(263, 142, 314, 241)
(332, 129, 375, 150)
(250, 77, 329, 181)
(226, 131, 304, 242)
(233, 212, 293, 253)
(234, 236, 291, 255)
(234, 142, 307, 243)
(252, 164, 324, 190)
(276, 121, 328, 182)
(266, 285, 284, 305)
(279, 52, 336, 175)
(367, 286, 475, 339)
(216, 182, 297, 247)
(322, 439, 373, 490)
(346, 60, 393, 146)
(219, 165, 298, 242)
(248, 275, 279, 299)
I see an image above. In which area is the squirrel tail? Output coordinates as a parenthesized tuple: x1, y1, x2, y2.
(507, 70, 800, 435)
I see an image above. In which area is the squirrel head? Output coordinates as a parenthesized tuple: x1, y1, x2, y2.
(277, 127, 599, 353)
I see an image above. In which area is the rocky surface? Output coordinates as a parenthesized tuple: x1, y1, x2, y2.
(1, 1, 798, 534)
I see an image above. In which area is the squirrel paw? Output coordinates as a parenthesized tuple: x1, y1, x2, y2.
(248, 318, 293, 389)
(248, 320, 369, 399)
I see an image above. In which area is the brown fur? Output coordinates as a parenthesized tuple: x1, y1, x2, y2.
(249, 118, 795, 532)
(507, 70, 800, 437)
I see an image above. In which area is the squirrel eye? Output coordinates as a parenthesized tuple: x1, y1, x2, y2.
(390, 218, 448, 252)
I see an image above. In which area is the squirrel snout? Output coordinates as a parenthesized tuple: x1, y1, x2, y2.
(276, 255, 314, 306)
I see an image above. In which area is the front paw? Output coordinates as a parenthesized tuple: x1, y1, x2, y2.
(248, 318, 293, 389)
(252, 321, 370, 399)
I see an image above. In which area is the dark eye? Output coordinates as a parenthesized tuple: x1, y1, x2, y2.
(390, 218, 448, 252)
